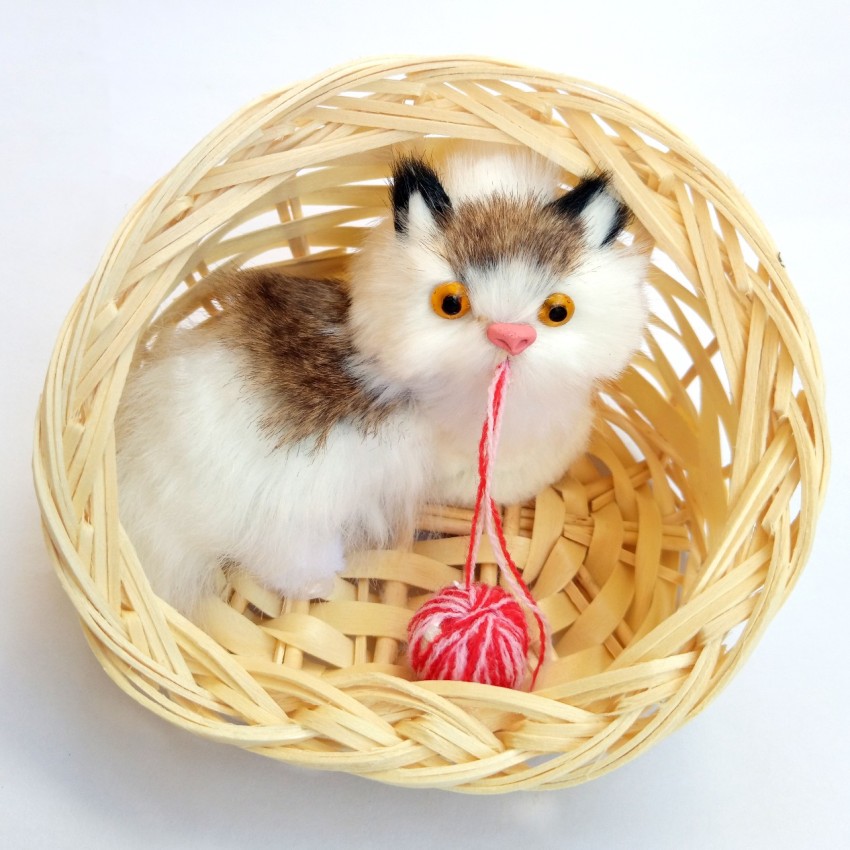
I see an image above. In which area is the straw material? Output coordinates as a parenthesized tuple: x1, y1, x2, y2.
(33, 56, 829, 792)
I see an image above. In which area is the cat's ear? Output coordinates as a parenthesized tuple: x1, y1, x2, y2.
(548, 175, 630, 248)
(391, 156, 453, 236)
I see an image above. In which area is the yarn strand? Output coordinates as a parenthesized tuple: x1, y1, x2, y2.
(462, 359, 548, 688)
(463, 359, 509, 584)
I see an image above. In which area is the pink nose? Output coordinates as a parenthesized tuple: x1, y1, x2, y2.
(486, 322, 537, 355)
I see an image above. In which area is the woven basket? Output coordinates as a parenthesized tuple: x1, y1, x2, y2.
(33, 56, 829, 792)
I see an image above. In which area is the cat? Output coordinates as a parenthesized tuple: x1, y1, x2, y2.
(115, 145, 649, 615)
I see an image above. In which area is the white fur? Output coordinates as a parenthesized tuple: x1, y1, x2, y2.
(117, 145, 648, 616)
(116, 339, 432, 614)
(439, 146, 562, 204)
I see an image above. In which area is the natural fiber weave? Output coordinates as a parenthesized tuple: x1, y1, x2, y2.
(33, 56, 829, 792)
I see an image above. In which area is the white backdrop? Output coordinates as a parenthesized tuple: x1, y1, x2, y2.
(2, 1, 848, 847)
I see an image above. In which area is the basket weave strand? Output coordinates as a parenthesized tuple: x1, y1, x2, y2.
(33, 56, 828, 792)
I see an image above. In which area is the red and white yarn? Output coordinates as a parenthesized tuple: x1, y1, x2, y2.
(407, 583, 530, 689)
(407, 360, 549, 689)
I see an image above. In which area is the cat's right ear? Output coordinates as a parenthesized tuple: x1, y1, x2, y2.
(391, 156, 453, 236)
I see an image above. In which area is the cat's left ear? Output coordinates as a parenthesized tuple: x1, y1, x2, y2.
(548, 175, 631, 248)
(391, 156, 453, 236)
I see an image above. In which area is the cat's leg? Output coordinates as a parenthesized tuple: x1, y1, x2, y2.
(123, 519, 223, 616)
(230, 527, 346, 601)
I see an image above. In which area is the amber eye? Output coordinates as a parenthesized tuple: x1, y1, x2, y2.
(431, 282, 471, 319)
(538, 293, 575, 327)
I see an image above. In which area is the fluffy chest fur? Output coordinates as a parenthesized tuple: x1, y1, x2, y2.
(416, 358, 597, 506)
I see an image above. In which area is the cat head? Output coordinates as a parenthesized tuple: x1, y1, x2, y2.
(349, 146, 650, 406)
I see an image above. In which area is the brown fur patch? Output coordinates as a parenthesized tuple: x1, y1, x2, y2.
(195, 267, 402, 445)
(440, 195, 586, 276)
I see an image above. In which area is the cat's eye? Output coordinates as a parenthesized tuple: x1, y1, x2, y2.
(538, 293, 575, 327)
(431, 282, 471, 319)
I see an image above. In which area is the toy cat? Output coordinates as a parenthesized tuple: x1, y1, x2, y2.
(116, 145, 649, 615)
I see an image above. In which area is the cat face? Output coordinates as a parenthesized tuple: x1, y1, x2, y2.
(348, 147, 649, 408)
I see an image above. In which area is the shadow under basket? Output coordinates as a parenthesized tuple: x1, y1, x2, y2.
(34, 56, 829, 792)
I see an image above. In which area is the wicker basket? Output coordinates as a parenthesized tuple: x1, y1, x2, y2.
(33, 56, 829, 792)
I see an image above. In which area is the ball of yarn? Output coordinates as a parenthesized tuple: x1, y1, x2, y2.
(407, 583, 530, 689)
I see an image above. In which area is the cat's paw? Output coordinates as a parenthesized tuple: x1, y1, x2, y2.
(296, 574, 338, 600)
